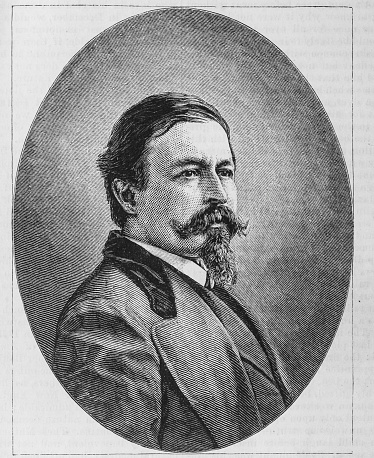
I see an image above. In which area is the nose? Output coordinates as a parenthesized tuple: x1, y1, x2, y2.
(203, 173, 227, 205)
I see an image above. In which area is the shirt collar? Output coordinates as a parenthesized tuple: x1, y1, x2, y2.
(125, 236, 207, 287)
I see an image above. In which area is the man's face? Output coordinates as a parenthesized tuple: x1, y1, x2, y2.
(134, 120, 238, 257)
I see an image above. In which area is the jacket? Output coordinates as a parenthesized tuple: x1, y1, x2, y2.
(53, 231, 293, 452)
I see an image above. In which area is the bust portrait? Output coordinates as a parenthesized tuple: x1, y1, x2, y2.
(13, 7, 353, 454)
(53, 93, 293, 451)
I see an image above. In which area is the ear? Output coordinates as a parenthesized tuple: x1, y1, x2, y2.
(112, 179, 138, 216)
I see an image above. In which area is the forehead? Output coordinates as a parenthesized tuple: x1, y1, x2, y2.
(146, 120, 233, 167)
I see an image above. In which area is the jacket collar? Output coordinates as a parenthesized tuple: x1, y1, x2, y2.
(103, 230, 165, 271)
(125, 236, 208, 286)
(103, 230, 177, 318)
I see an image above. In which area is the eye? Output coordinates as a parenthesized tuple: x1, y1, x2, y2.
(217, 168, 234, 178)
(180, 169, 201, 178)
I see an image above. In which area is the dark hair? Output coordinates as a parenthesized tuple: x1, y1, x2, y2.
(97, 92, 234, 228)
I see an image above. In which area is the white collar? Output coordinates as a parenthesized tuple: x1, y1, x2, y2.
(125, 237, 207, 287)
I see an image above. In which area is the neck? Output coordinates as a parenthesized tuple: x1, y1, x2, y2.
(121, 221, 148, 242)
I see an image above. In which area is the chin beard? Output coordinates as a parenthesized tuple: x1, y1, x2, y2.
(171, 204, 248, 287)
(199, 226, 238, 287)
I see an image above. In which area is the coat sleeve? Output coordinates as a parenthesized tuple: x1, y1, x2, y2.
(52, 297, 163, 450)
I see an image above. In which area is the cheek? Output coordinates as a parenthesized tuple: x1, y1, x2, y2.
(224, 182, 237, 209)
(171, 186, 202, 207)
(141, 183, 202, 220)
(158, 182, 203, 208)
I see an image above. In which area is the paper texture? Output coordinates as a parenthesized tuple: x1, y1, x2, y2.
(1, 1, 373, 457)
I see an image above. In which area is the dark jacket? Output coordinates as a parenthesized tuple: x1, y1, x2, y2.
(53, 231, 293, 452)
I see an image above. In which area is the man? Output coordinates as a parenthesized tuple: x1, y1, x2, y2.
(53, 93, 293, 452)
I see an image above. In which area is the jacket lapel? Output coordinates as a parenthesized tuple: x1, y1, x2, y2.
(211, 285, 294, 406)
(151, 267, 263, 448)
(201, 287, 276, 382)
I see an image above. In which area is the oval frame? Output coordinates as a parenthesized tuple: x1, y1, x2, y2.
(15, 5, 352, 452)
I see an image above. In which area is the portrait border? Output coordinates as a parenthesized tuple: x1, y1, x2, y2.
(10, 4, 354, 456)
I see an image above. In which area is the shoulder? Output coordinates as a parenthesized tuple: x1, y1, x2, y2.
(57, 259, 163, 334)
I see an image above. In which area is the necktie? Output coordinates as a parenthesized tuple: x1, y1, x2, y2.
(205, 273, 214, 289)
(193, 258, 215, 289)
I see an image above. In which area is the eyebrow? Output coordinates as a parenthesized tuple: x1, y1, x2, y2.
(216, 159, 235, 168)
(171, 157, 235, 169)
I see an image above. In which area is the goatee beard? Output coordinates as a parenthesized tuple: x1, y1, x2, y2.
(171, 204, 248, 287)
(199, 226, 238, 287)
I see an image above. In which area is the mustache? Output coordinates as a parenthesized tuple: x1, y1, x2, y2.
(171, 204, 249, 239)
